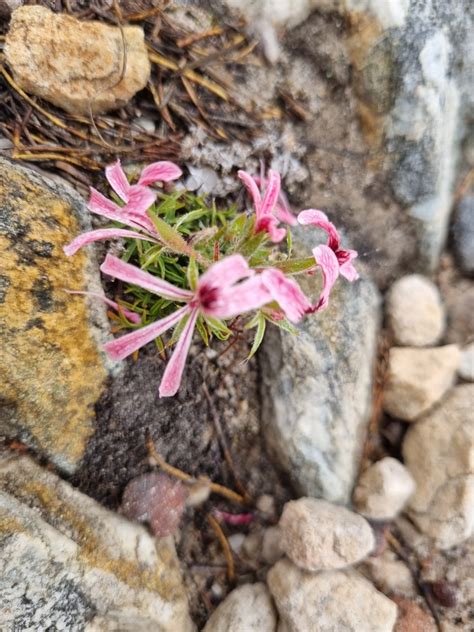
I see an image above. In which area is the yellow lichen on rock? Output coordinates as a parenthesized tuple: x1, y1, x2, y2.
(0, 158, 110, 472)
(4, 5, 151, 115)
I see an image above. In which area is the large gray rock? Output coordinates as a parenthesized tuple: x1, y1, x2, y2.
(0, 453, 194, 631)
(260, 269, 381, 503)
(403, 385, 474, 549)
(452, 194, 474, 277)
(267, 558, 398, 632)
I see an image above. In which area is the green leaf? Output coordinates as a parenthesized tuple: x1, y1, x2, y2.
(186, 256, 199, 291)
(265, 315, 300, 336)
(196, 315, 209, 346)
(247, 313, 266, 359)
(267, 256, 316, 275)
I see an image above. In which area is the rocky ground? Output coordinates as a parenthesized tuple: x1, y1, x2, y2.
(0, 1, 473, 631)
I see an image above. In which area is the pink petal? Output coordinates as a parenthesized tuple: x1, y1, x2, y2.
(65, 290, 141, 323)
(260, 169, 281, 218)
(138, 161, 183, 185)
(100, 255, 194, 301)
(88, 188, 151, 233)
(275, 199, 297, 226)
(104, 304, 190, 361)
(238, 170, 262, 214)
(256, 215, 287, 243)
(159, 308, 199, 397)
(297, 209, 341, 251)
(105, 160, 130, 202)
(311, 244, 340, 311)
(63, 228, 157, 256)
(125, 185, 157, 215)
(205, 276, 272, 319)
(261, 269, 311, 323)
(198, 254, 254, 291)
(213, 509, 254, 526)
(338, 250, 359, 282)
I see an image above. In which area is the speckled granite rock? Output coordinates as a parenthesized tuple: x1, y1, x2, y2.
(5, 6, 150, 114)
(0, 158, 117, 472)
(260, 261, 381, 503)
(0, 453, 194, 632)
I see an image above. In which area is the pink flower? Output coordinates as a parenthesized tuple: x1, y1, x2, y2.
(100, 254, 309, 396)
(65, 289, 141, 323)
(254, 174, 297, 227)
(238, 169, 288, 242)
(298, 209, 359, 310)
(64, 160, 182, 255)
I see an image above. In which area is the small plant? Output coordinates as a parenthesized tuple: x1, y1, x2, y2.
(65, 160, 358, 396)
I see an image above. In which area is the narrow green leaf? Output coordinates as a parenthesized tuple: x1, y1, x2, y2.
(247, 313, 266, 359)
(187, 256, 199, 291)
(265, 256, 316, 275)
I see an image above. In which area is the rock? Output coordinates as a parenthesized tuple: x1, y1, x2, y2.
(267, 557, 398, 632)
(458, 343, 474, 381)
(0, 158, 116, 473)
(202, 583, 277, 632)
(392, 597, 437, 632)
(260, 263, 381, 503)
(452, 194, 474, 277)
(261, 526, 285, 565)
(403, 385, 474, 549)
(0, 453, 194, 631)
(385, 275, 445, 346)
(353, 457, 416, 520)
(279, 498, 375, 571)
(360, 550, 417, 598)
(438, 256, 474, 344)
(120, 473, 188, 538)
(347, 1, 473, 271)
(383, 345, 460, 421)
(0, 0, 22, 19)
(5, 6, 150, 115)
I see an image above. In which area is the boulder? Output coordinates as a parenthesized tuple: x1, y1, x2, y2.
(0, 158, 116, 473)
(267, 557, 398, 632)
(403, 385, 474, 549)
(260, 265, 381, 503)
(5, 6, 150, 115)
(0, 453, 194, 631)
(383, 345, 460, 421)
(279, 498, 375, 571)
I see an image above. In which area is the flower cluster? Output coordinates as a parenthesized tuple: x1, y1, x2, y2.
(65, 160, 358, 397)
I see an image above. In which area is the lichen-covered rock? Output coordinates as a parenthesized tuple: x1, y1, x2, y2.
(202, 583, 277, 632)
(383, 345, 460, 421)
(260, 260, 381, 503)
(279, 498, 375, 571)
(267, 558, 398, 632)
(5, 6, 150, 115)
(385, 275, 445, 347)
(353, 457, 416, 520)
(0, 453, 194, 632)
(0, 158, 115, 472)
(403, 385, 474, 549)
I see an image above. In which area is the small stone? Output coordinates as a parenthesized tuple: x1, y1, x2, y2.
(428, 581, 458, 608)
(5, 6, 150, 115)
(458, 343, 474, 381)
(279, 498, 375, 571)
(202, 583, 277, 632)
(386, 275, 446, 346)
(185, 479, 211, 507)
(121, 473, 187, 538)
(261, 526, 285, 565)
(403, 385, 474, 549)
(392, 597, 437, 632)
(452, 194, 474, 277)
(353, 457, 416, 520)
(360, 550, 417, 598)
(228, 533, 246, 554)
(256, 494, 276, 516)
(242, 532, 263, 560)
(383, 345, 460, 421)
(267, 558, 398, 632)
(133, 117, 156, 134)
